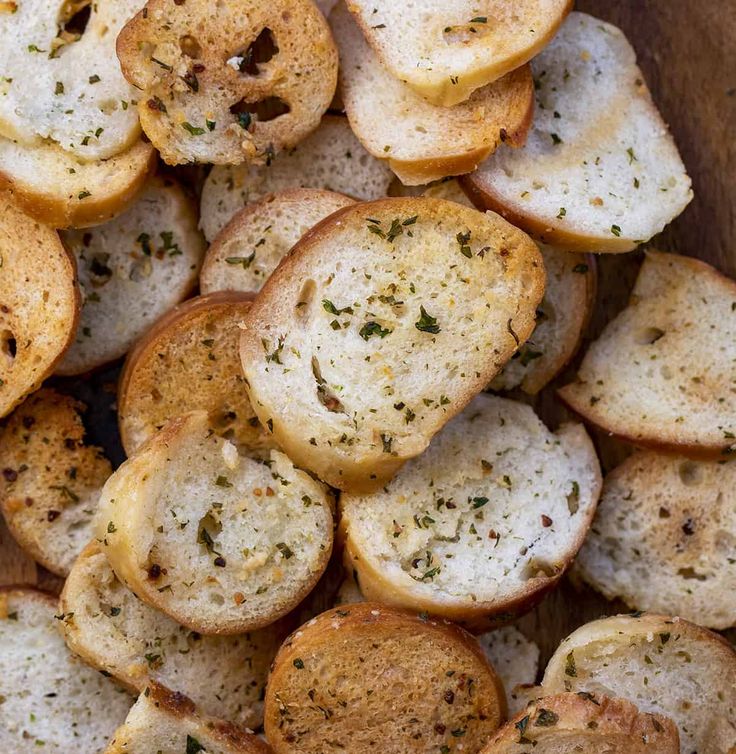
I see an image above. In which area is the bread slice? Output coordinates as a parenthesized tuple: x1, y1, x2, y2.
(0, 136, 156, 228)
(105, 682, 271, 754)
(118, 292, 273, 456)
(575, 451, 736, 630)
(61, 542, 284, 728)
(97, 410, 334, 634)
(264, 602, 506, 754)
(340, 394, 601, 622)
(480, 692, 679, 753)
(558, 251, 736, 457)
(463, 12, 693, 252)
(240, 197, 544, 491)
(541, 614, 736, 754)
(0, 195, 80, 418)
(200, 115, 394, 241)
(57, 176, 205, 375)
(0, 588, 132, 752)
(117, 0, 337, 165)
(345, 0, 571, 108)
(331, 2, 534, 186)
(200, 188, 355, 294)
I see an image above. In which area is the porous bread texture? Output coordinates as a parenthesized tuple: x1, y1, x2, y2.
(200, 188, 355, 294)
(0, 0, 143, 160)
(558, 251, 736, 456)
(340, 394, 601, 621)
(345, 0, 572, 108)
(61, 542, 282, 728)
(0, 589, 132, 753)
(240, 197, 545, 492)
(0, 195, 79, 418)
(0, 389, 111, 576)
(58, 176, 205, 375)
(575, 451, 736, 629)
(264, 603, 506, 754)
(332, 2, 534, 185)
(541, 613, 736, 754)
(118, 292, 273, 456)
(116, 0, 337, 165)
(200, 115, 393, 241)
(97, 411, 334, 634)
(464, 12, 692, 252)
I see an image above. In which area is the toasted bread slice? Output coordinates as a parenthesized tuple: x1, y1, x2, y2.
(0, 588, 132, 752)
(344, 1, 571, 108)
(0, 195, 80, 418)
(61, 543, 283, 728)
(118, 292, 272, 455)
(340, 394, 601, 622)
(264, 602, 506, 754)
(0, 390, 112, 576)
(97, 411, 334, 634)
(200, 115, 394, 241)
(541, 614, 736, 754)
(240, 197, 544, 491)
(0, 136, 156, 228)
(575, 452, 736, 629)
(464, 12, 692, 252)
(200, 188, 354, 294)
(480, 692, 679, 753)
(558, 252, 736, 457)
(331, 2, 534, 186)
(117, 0, 337, 165)
(57, 176, 205, 375)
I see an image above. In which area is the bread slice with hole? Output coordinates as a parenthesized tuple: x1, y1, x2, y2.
(57, 175, 205, 375)
(558, 251, 736, 457)
(200, 115, 394, 241)
(200, 188, 355, 294)
(61, 541, 285, 728)
(0, 389, 112, 576)
(331, 2, 534, 186)
(0, 195, 80, 418)
(97, 410, 334, 634)
(340, 394, 601, 623)
(264, 602, 506, 754)
(116, 0, 337, 165)
(575, 452, 736, 630)
(480, 692, 679, 754)
(240, 197, 545, 492)
(463, 12, 692, 252)
(344, 1, 571, 108)
(541, 613, 736, 754)
(0, 588, 132, 752)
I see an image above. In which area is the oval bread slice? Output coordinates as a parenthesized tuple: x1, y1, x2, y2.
(264, 602, 506, 754)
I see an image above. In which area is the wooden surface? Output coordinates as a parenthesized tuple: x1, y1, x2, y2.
(1, 0, 734, 668)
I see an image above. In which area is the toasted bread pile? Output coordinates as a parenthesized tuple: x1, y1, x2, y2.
(2, 3, 733, 753)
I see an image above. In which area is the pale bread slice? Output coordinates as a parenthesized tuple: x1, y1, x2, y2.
(0, 389, 112, 576)
(345, 1, 571, 108)
(57, 175, 205, 375)
(541, 614, 736, 754)
(200, 188, 355, 294)
(0, 588, 132, 752)
(61, 542, 283, 728)
(200, 115, 393, 241)
(0, 194, 79, 418)
(264, 603, 506, 754)
(116, 0, 337, 165)
(558, 251, 736, 457)
(464, 12, 693, 252)
(331, 2, 534, 186)
(97, 411, 334, 634)
(239, 197, 545, 492)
